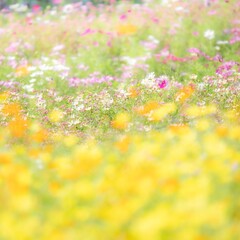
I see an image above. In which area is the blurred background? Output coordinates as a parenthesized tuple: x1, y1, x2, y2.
(0, 0, 143, 10)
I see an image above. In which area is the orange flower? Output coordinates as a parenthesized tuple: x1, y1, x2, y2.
(0, 153, 12, 164)
(169, 124, 189, 134)
(160, 178, 180, 195)
(29, 148, 41, 158)
(2, 103, 22, 117)
(216, 125, 228, 137)
(115, 135, 131, 153)
(49, 182, 61, 193)
(135, 101, 160, 116)
(8, 117, 28, 138)
(128, 86, 139, 98)
(4, 165, 30, 195)
(116, 23, 137, 35)
(149, 103, 176, 122)
(175, 84, 195, 103)
(32, 128, 48, 143)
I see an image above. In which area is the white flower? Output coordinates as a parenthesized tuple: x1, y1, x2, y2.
(148, 35, 160, 44)
(121, 56, 137, 66)
(22, 84, 34, 92)
(204, 30, 215, 40)
(9, 4, 28, 12)
(62, 4, 74, 14)
(30, 71, 44, 77)
(216, 40, 229, 45)
(52, 45, 65, 52)
(198, 83, 205, 91)
(189, 74, 198, 80)
(141, 72, 156, 88)
(161, 0, 169, 4)
(75, 104, 84, 111)
(50, 10, 57, 16)
(175, 6, 184, 12)
(30, 78, 36, 83)
(100, 93, 113, 109)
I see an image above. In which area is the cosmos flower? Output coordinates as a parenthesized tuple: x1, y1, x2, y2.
(204, 29, 215, 40)
(156, 76, 169, 89)
(116, 23, 137, 35)
(52, 0, 62, 4)
(16, 65, 29, 77)
(175, 84, 195, 103)
(111, 112, 130, 130)
(48, 109, 64, 123)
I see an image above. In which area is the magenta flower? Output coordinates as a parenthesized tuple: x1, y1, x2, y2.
(158, 80, 167, 89)
(156, 76, 169, 89)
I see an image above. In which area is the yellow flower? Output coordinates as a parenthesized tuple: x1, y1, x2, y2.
(48, 109, 63, 123)
(160, 177, 180, 195)
(185, 105, 217, 118)
(116, 23, 137, 35)
(215, 125, 228, 137)
(149, 103, 176, 121)
(51, 131, 64, 142)
(63, 134, 79, 147)
(224, 109, 239, 122)
(195, 119, 211, 131)
(49, 181, 61, 193)
(16, 65, 29, 77)
(73, 145, 102, 173)
(3, 164, 31, 195)
(0, 92, 9, 103)
(169, 124, 189, 135)
(28, 148, 41, 158)
(13, 145, 26, 156)
(111, 112, 130, 130)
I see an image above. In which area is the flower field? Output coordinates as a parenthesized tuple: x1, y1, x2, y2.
(0, 0, 240, 239)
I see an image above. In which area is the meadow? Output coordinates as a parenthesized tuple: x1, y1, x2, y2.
(0, 0, 239, 239)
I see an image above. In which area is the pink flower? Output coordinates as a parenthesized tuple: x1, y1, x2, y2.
(192, 31, 199, 36)
(216, 61, 237, 78)
(152, 18, 159, 23)
(81, 28, 94, 36)
(32, 4, 41, 12)
(25, 16, 32, 25)
(107, 40, 112, 47)
(5, 42, 19, 53)
(208, 10, 217, 15)
(52, 0, 62, 4)
(188, 48, 201, 54)
(120, 14, 127, 20)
